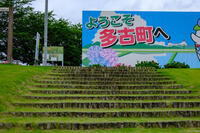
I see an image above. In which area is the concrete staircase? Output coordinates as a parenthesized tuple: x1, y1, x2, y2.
(1, 67, 200, 130)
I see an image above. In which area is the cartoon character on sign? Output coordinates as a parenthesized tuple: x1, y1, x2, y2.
(191, 19, 200, 61)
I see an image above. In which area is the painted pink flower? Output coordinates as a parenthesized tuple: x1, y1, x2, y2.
(100, 48, 118, 66)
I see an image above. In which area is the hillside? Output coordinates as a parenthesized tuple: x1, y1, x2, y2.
(0, 65, 199, 133)
(0, 64, 51, 112)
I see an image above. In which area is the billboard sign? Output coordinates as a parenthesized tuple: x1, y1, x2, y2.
(82, 11, 200, 68)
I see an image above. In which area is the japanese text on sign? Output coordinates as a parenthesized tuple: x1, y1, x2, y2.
(85, 15, 170, 48)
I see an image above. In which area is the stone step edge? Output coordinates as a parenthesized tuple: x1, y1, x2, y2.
(23, 95, 200, 100)
(30, 90, 192, 95)
(14, 102, 200, 109)
(7, 110, 200, 117)
(33, 85, 184, 89)
(45, 74, 165, 77)
(35, 81, 176, 85)
(40, 77, 171, 80)
(0, 121, 200, 129)
(47, 72, 161, 75)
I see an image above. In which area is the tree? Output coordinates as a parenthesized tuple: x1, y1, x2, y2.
(0, 0, 36, 64)
(48, 18, 82, 65)
(0, 0, 82, 65)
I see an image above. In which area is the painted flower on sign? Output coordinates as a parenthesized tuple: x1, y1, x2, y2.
(100, 48, 118, 66)
(87, 46, 118, 66)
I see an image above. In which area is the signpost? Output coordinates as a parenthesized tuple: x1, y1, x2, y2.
(0, 6, 13, 64)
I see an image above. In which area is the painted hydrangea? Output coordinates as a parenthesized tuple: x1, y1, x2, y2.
(100, 48, 118, 66)
(87, 46, 102, 61)
(88, 56, 110, 66)
(87, 46, 119, 67)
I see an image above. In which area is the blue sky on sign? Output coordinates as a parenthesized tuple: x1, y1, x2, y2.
(31, 0, 200, 24)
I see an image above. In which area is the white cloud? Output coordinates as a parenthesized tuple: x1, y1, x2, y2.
(31, 0, 200, 24)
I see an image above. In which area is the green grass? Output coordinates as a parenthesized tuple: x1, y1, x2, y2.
(6, 107, 200, 112)
(0, 64, 51, 112)
(29, 88, 191, 91)
(24, 93, 199, 97)
(14, 99, 200, 104)
(0, 116, 199, 123)
(158, 69, 200, 92)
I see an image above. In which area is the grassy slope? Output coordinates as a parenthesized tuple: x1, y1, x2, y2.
(0, 64, 51, 112)
(0, 66, 200, 133)
(158, 69, 200, 92)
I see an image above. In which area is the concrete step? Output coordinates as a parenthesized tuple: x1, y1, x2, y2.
(23, 95, 200, 101)
(40, 77, 171, 81)
(33, 84, 184, 90)
(45, 73, 165, 78)
(48, 71, 160, 75)
(0, 120, 200, 129)
(35, 80, 176, 85)
(8, 110, 200, 117)
(14, 102, 200, 109)
(30, 89, 192, 95)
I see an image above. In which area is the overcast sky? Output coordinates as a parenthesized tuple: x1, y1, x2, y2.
(31, 0, 200, 24)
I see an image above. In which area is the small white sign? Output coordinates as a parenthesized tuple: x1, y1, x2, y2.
(51, 57, 57, 61)
(0, 7, 9, 12)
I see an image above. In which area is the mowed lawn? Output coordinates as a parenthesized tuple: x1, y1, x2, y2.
(157, 68, 200, 92)
(0, 65, 200, 133)
(0, 64, 51, 112)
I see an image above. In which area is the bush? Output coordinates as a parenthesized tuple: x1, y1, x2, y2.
(164, 61, 190, 68)
(135, 61, 160, 69)
(89, 64, 102, 67)
(115, 63, 131, 67)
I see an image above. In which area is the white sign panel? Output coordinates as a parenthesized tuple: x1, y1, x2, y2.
(0, 8, 9, 12)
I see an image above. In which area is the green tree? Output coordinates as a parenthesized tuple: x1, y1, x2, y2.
(0, 0, 36, 64)
(48, 18, 82, 66)
(0, 0, 82, 65)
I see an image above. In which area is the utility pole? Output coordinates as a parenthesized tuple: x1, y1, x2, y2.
(7, 5, 14, 63)
(43, 0, 48, 66)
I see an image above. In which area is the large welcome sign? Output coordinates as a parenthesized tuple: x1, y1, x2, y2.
(82, 11, 200, 68)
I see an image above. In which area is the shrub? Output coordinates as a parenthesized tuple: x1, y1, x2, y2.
(89, 64, 102, 67)
(164, 61, 190, 68)
(135, 61, 160, 69)
(115, 63, 131, 67)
